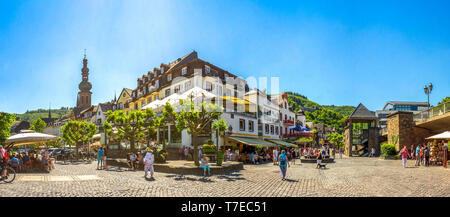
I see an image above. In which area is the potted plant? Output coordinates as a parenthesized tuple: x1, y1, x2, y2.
(216, 149, 225, 166)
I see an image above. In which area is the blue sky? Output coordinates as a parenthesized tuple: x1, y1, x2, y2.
(1, 0, 449, 114)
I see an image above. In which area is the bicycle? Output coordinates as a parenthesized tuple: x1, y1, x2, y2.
(0, 163, 16, 183)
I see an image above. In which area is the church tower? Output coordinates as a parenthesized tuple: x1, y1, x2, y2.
(76, 52, 92, 109)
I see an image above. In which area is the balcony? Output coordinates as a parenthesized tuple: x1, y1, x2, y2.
(283, 119, 295, 126)
(282, 132, 313, 138)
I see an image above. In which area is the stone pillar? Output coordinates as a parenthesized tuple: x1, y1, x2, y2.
(344, 121, 352, 156)
(387, 111, 414, 151)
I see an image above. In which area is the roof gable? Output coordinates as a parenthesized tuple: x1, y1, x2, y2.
(348, 103, 377, 120)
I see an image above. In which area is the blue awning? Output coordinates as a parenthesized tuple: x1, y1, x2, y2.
(292, 126, 311, 132)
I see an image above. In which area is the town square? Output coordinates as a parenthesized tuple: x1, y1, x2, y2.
(0, 0, 449, 200)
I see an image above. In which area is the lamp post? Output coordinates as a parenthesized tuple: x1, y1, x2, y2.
(424, 83, 433, 107)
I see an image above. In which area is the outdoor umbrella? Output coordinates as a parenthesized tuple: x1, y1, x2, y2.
(4, 130, 57, 150)
(426, 131, 450, 140)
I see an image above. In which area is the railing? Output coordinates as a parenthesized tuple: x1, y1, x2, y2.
(414, 101, 449, 122)
(283, 120, 295, 125)
(283, 132, 314, 138)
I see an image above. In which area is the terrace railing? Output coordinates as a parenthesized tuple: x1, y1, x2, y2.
(414, 101, 449, 122)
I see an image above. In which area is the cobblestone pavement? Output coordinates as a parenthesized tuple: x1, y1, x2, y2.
(1, 157, 449, 197)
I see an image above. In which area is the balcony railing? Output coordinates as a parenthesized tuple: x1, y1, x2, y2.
(282, 132, 313, 138)
(414, 101, 449, 122)
(283, 120, 295, 125)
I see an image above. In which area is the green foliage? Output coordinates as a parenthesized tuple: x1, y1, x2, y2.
(297, 137, 314, 144)
(322, 105, 355, 118)
(15, 108, 71, 123)
(212, 119, 228, 135)
(437, 96, 450, 106)
(105, 109, 156, 152)
(174, 99, 223, 166)
(381, 143, 397, 156)
(327, 132, 344, 149)
(62, 120, 97, 154)
(29, 118, 46, 133)
(0, 112, 16, 144)
(286, 92, 354, 134)
(305, 107, 346, 133)
(202, 144, 217, 153)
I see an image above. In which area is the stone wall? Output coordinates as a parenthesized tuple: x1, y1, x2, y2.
(387, 111, 433, 151)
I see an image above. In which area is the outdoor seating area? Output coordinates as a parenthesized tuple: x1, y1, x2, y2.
(8, 151, 55, 173)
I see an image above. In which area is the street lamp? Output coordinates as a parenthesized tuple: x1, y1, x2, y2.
(424, 83, 433, 107)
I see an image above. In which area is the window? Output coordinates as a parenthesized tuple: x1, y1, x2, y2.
(275, 126, 279, 135)
(185, 80, 191, 90)
(249, 120, 254, 132)
(168, 74, 172, 81)
(155, 80, 159, 88)
(270, 125, 274, 134)
(119, 103, 123, 110)
(161, 67, 165, 74)
(239, 119, 245, 131)
(165, 89, 171, 97)
(123, 93, 126, 97)
(155, 95, 159, 100)
(265, 124, 269, 134)
(174, 85, 180, 93)
(205, 65, 211, 74)
(148, 97, 152, 103)
(182, 67, 187, 75)
(206, 82, 212, 91)
(230, 114, 234, 119)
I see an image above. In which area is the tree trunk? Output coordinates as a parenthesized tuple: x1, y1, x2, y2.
(192, 133, 199, 166)
(130, 139, 135, 153)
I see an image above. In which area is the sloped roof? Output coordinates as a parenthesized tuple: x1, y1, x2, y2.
(347, 103, 377, 120)
(99, 102, 114, 112)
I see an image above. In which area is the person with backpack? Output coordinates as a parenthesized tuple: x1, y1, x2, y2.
(279, 150, 290, 181)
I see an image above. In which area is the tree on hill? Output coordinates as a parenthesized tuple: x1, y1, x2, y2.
(305, 108, 346, 133)
(0, 112, 16, 145)
(29, 118, 46, 133)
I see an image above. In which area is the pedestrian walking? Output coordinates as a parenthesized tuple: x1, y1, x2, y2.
(316, 150, 323, 169)
(273, 148, 279, 165)
(97, 147, 104, 170)
(424, 146, 430, 167)
(415, 145, 421, 166)
(400, 146, 409, 168)
(102, 146, 107, 170)
(339, 148, 343, 159)
(369, 147, 375, 157)
(279, 150, 290, 180)
(144, 148, 154, 179)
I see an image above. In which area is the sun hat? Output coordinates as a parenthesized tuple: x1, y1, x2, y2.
(146, 147, 153, 153)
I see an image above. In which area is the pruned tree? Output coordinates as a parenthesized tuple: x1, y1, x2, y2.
(62, 120, 97, 156)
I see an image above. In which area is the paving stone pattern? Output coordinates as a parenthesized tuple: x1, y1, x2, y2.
(0, 157, 449, 197)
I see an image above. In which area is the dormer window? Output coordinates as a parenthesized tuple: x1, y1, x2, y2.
(205, 65, 210, 74)
(182, 67, 187, 75)
(155, 80, 159, 88)
(161, 67, 165, 74)
(168, 73, 172, 81)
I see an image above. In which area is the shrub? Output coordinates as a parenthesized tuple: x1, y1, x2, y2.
(381, 143, 397, 156)
(202, 144, 216, 154)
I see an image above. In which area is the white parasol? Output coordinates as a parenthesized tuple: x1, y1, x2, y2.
(4, 130, 57, 149)
(426, 131, 450, 140)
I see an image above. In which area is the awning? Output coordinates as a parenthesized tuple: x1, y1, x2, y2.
(5, 130, 57, 148)
(226, 136, 277, 147)
(268, 139, 297, 148)
(426, 131, 450, 140)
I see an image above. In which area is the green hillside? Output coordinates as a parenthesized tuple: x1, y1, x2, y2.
(286, 92, 355, 133)
(15, 107, 72, 123)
